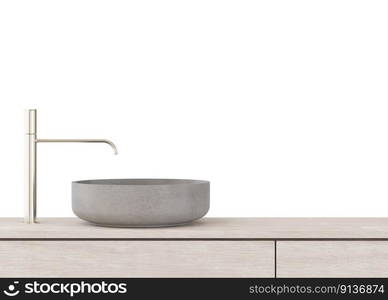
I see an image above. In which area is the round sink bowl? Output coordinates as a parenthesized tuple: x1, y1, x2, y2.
(72, 179, 210, 227)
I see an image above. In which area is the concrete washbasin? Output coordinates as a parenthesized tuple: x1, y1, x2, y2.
(72, 179, 210, 227)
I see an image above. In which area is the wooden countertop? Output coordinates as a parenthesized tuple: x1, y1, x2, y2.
(0, 218, 388, 240)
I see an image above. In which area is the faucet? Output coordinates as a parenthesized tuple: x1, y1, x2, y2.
(25, 109, 118, 224)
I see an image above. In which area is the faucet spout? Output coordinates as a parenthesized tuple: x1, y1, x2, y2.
(37, 139, 118, 155)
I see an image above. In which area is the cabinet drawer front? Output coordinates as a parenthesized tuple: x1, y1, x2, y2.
(278, 241, 388, 277)
(0, 241, 274, 277)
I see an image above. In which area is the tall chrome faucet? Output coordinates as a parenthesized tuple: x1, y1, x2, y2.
(25, 109, 118, 224)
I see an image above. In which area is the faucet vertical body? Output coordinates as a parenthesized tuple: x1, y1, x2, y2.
(25, 109, 37, 224)
(24, 109, 118, 224)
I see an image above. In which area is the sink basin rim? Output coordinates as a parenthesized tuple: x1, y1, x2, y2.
(73, 178, 209, 186)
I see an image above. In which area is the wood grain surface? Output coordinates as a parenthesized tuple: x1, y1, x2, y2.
(277, 241, 388, 277)
(1, 218, 388, 239)
(0, 241, 274, 277)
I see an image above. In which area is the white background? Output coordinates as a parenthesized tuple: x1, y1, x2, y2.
(1, 1, 388, 217)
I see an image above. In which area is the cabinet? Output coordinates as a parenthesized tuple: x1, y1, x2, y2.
(1, 218, 388, 277)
